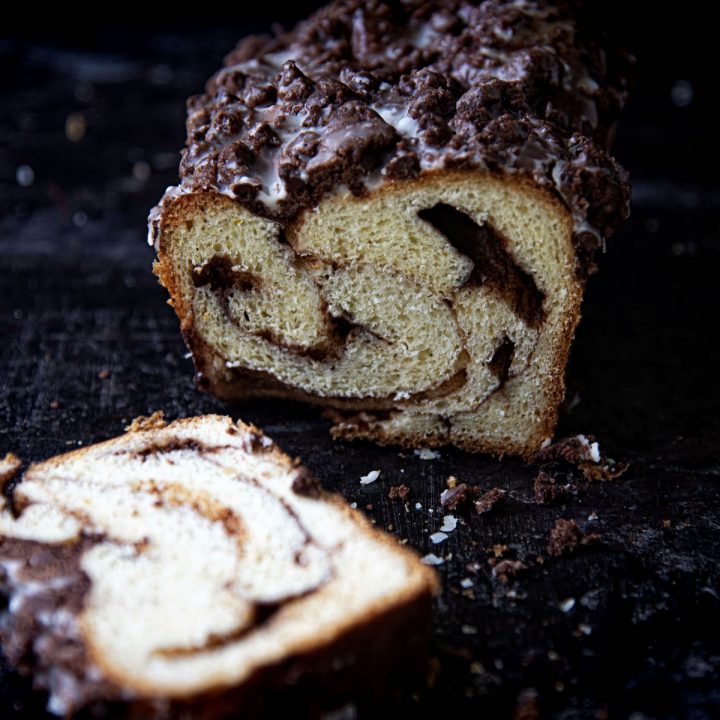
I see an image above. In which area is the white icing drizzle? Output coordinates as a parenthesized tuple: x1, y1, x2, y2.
(147, 0, 626, 252)
(372, 103, 420, 139)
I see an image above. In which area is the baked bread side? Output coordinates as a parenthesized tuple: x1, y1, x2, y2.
(150, 0, 631, 456)
(0, 415, 438, 717)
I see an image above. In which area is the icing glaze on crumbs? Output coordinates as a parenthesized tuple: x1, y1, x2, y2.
(157, 0, 631, 268)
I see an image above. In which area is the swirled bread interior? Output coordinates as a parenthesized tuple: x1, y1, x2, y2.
(154, 171, 583, 456)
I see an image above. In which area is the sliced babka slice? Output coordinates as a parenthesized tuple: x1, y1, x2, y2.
(0, 415, 437, 718)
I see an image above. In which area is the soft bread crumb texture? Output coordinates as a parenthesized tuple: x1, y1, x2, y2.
(0, 416, 437, 704)
(155, 171, 583, 456)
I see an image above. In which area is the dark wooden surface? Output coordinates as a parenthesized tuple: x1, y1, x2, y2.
(1, 16, 718, 719)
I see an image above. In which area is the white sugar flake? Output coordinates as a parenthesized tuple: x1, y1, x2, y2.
(359, 470, 380, 485)
(440, 515, 457, 532)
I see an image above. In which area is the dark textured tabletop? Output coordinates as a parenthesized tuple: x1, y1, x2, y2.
(1, 9, 718, 719)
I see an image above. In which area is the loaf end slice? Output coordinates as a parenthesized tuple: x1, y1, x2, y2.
(155, 171, 583, 456)
(0, 415, 438, 718)
(150, 0, 630, 457)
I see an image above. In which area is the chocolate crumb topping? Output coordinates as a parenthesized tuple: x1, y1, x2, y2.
(158, 0, 631, 269)
(579, 458, 630, 482)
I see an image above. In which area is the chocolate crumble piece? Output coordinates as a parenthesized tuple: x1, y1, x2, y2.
(547, 519, 600, 557)
(579, 459, 630, 482)
(533, 471, 566, 505)
(474, 487, 507, 514)
(492, 559, 529, 585)
(388, 484, 410, 502)
(547, 519, 583, 557)
(440, 482, 481, 511)
(530, 434, 629, 482)
(529, 434, 600, 465)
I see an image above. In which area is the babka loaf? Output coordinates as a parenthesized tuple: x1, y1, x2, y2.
(0, 415, 438, 717)
(149, 0, 631, 456)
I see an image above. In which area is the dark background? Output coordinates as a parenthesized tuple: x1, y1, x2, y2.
(1, 4, 718, 718)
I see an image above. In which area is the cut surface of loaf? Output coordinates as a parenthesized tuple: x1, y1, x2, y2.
(0, 415, 437, 717)
(150, 0, 631, 456)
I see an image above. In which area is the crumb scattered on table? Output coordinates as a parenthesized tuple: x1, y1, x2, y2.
(492, 559, 528, 585)
(440, 482, 480, 511)
(547, 519, 601, 557)
(533, 471, 567, 504)
(126, 411, 167, 432)
(475, 487, 507, 514)
(388, 483, 410, 501)
(530, 434, 629, 482)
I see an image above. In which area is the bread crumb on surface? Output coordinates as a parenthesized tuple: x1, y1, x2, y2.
(125, 411, 167, 433)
